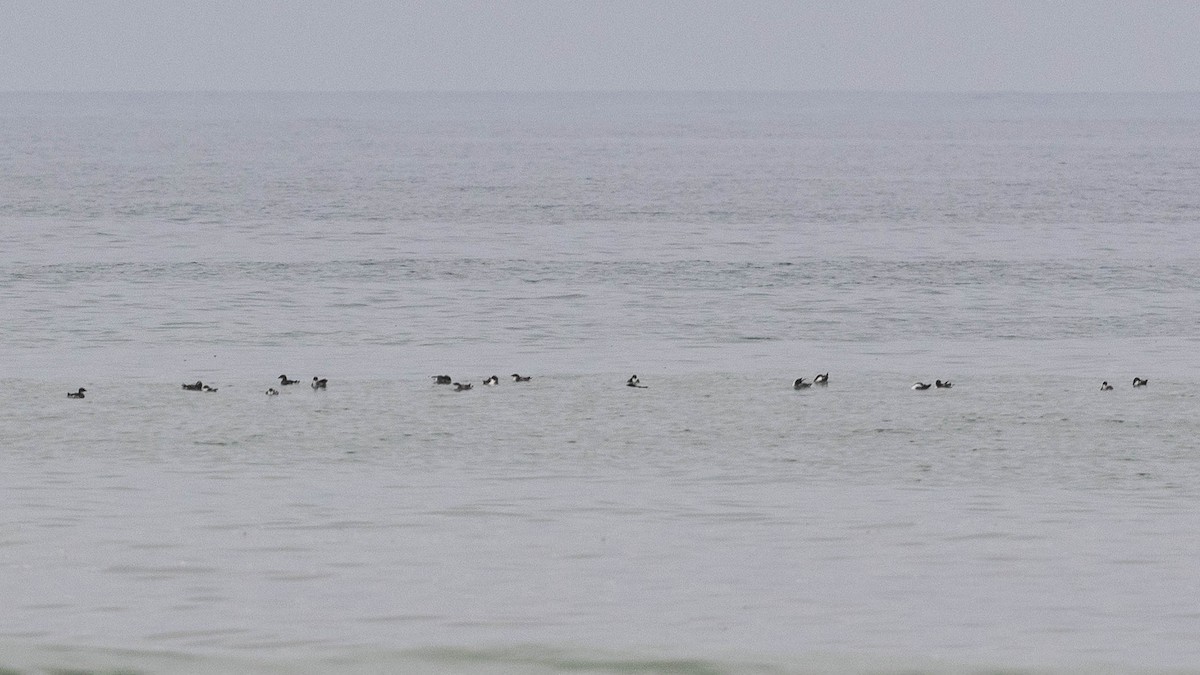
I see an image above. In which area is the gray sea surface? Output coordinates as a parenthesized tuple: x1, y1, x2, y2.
(2, 92, 1200, 673)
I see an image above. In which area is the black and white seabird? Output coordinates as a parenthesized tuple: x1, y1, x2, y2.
(182, 381, 203, 391)
(278, 375, 299, 385)
(453, 382, 473, 391)
(511, 373, 531, 382)
(202, 385, 218, 392)
(627, 375, 646, 388)
(432, 375, 452, 384)
(1132, 377, 1148, 387)
(813, 373, 829, 385)
(312, 377, 327, 390)
(912, 382, 932, 390)
(935, 380, 953, 388)
(266, 387, 279, 396)
(483, 375, 499, 386)
(793, 378, 812, 389)
(1100, 381, 1114, 391)
(67, 387, 86, 399)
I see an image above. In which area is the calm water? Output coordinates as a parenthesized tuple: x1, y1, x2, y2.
(2, 92, 1200, 673)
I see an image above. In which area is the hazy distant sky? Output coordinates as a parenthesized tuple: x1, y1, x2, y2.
(3, 1, 1199, 91)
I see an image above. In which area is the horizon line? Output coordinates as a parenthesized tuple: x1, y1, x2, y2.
(3, 88, 1200, 96)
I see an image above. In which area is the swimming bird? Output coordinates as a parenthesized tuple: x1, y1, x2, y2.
(483, 375, 499, 386)
(813, 373, 829, 385)
(511, 373, 531, 382)
(67, 387, 86, 399)
(935, 380, 953, 388)
(202, 385, 218, 392)
(453, 382, 473, 391)
(793, 378, 812, 389)
(266, 387, 279, 396)
(278, 374, 299, 385)
(627, 375, 646, 388)
(311, 377, 327, 390)
(432, 375, 452, 384)
(182, 381, 203, 391)
(912, 382, 932, 390)
(1100, 381, 1114, 391)
(1132, 377, 1148, 387)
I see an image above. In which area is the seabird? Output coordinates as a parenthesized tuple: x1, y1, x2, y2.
(511, 373, 531, 382)
(278, 375, 299, 385)
(266, 388, 279, 396)
(483, 375, 499, 386)
(1100, 381, 1114, 391)
(627, 375, 646, 388)
(912, 382, 932, 390)
(202, 385, 218, 392)
(935, 380, 953, 388)
(793, 378, 812, 389)
(67, 387, 86, 399)
(312, 377, 327, 390)
(182, 381, 203, 391)
(813, 373, 829, 385)
(1132, 377, 1148, 387)
(453, 382, 473, 391)
(432, 375, 452, 384)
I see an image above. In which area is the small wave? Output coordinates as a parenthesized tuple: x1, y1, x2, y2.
(0, 642, 1076, 675)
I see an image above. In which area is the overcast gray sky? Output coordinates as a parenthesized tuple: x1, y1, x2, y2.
(3, 1, 1199, 91)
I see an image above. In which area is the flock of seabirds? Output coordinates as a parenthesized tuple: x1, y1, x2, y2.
(62, 374, 1149, 399)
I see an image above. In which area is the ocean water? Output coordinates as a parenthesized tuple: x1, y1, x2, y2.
(2, 92, 1200, 673)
